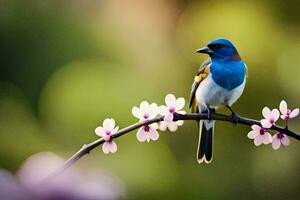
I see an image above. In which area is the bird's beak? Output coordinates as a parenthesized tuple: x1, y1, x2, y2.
(196, 46, 214, 54)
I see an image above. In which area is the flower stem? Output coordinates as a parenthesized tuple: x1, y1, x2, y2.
(44, 112, 300, 181)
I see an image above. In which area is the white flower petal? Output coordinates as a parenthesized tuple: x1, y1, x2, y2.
(158, 105, 169, 116)
(280, 114, 287, 120)
(247, 130, 259, 139)
(289, 108, 299, 118)
(175, 120, 184, 126)
(167, 122, 178, 132)
(270, 109, 280, 121)
(132, 106, 141, 119)
(137, 127, 147, 142)
(95, 126, 105, 137)
(150, 123, 158, 130)
(103, 118, 115, 131)
(254, 135, 263, 146)
(158, 121, 168, 131)
(262, 132, 272, 144)
(102, 142, 110, 154)
(149, 128, 159, 141)
(140, 101, 150, 112)
(281, 135, 290, 146)
(251, 124, 261, 131)
(103, 135, 111, 141)
(164, 113, 173, 122)
(103, 141, 117, 153)
(148, 103, 158, 119)
(279, 100, 288, 115)
(272, 136, 281, 150)
(109, 141, 117, 153)
(177, 110, 186, 115)
(175, 97, 185, 111)
(165, 94, 176, 107)
(261, 119, 272, 128)
(112, 126, 119, 134)
(262, 107, 271, 119)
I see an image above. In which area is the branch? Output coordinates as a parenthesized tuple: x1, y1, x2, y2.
(46, 112, 300, 180)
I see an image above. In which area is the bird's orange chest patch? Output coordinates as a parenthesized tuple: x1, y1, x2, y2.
(194, 66, 210, 83)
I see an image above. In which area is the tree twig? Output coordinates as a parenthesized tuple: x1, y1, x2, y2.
(46, 112, 300, 180)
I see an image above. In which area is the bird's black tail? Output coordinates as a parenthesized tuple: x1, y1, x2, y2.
(197, 120, 214, 164)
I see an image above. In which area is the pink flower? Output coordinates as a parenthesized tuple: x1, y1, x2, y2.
(132, 101, 158, 122)
(95, 118, 119, 154)
(260, 107, 280, 128)
(132, 101, 159, 142)
(158, 94, 186, 122)
(279, 100, 299, 121)
(137, 123, 159, 142)
(247, 124, 272, 146)
(159, 120, 184, 132)
(272, 132, 290, 150)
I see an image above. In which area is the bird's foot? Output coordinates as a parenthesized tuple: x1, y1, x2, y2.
(207, 107, 215, 121)
(226, 105, 239, 124)
(231, 112, 239, 124)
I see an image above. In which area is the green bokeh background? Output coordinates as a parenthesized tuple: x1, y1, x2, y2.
(1, 0, 300, 199)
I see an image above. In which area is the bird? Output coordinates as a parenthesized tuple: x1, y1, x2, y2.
(189, 38, 247, 164)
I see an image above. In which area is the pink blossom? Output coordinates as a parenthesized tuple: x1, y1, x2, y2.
(158, 94, 186, 122)
(132, 101, 159, 142)
(95, 118, 119, 154)
(247, 124, 272, 146)
(260, 107, 280, 128)
(272, 132, 290, 150)
(132, 101, 158, 122)
(159, 120, 184, 132)
(279, 100, 299, 121)
(136, 123, 159, 142)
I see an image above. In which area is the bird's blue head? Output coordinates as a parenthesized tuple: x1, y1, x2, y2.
(196, 38, 241, 61)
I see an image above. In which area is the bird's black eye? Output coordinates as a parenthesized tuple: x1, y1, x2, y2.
(208, 43, 224, 51)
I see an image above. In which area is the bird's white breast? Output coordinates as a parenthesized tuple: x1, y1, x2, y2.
(195, 74, 246, 112)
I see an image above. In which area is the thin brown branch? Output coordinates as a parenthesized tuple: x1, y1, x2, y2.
(45, 112, 300, 181)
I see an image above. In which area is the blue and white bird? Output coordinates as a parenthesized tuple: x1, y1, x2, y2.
(189, 38, 247, 164)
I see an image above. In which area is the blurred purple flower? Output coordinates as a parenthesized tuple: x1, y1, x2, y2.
(0, 170, 33, 200)
(0, 152, 125, 200)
